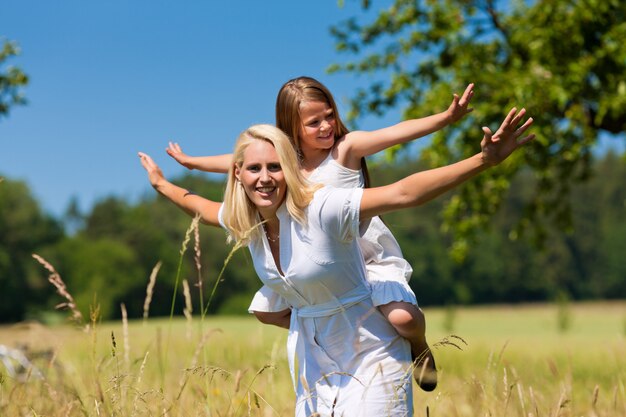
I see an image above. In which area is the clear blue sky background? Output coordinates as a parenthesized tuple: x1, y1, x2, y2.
(2, 1, 623, 219)
(1, 0, 397, 218)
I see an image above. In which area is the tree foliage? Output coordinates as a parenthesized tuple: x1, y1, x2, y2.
(1, 152, 625, 322)
(0, 39, 28, 119)
(373, 151, 626, 305)
(38, 175, 259, 321)
(0, 178, 63, 322)
(330, 0, 626, 258)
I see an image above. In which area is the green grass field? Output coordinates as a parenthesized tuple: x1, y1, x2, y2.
(1, 301, 625, 416)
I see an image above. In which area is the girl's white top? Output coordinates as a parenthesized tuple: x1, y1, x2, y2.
(220, 187, 412, 416)
(249, 151, 417, 313)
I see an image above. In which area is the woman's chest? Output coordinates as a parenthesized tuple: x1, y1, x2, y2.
(250, 230, 359, 298)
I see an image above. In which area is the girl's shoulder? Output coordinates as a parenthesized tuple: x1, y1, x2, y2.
(333, 131, 361, 150)
(332, 132, 364, 170)
(312, 146, 363, 188)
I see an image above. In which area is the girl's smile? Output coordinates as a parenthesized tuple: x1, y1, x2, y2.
(299, 100, 337, 152)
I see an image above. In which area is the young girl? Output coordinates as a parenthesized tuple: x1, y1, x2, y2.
(167, 77, 474, 391)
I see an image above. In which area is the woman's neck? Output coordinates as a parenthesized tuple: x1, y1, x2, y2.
(259, 209, 278, 224)
(260, 214, 280, 241)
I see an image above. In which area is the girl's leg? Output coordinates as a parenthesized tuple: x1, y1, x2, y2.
(252, 309, 291, 329)
(378, 301, 437, 391)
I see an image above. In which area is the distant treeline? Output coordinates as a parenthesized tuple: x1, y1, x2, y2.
(1, 151, 625, 323)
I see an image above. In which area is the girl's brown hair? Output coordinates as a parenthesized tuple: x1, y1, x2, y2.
(275, 76, 372, 187)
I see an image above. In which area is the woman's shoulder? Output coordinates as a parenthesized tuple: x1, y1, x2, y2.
(311, 186, 363, 210)
(308, 185, 363, 240)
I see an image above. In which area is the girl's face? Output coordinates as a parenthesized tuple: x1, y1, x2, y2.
(298, 100, 336, 154)
(235, 140, 287, 218)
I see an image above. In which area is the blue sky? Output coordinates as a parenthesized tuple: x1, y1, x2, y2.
(2, 1, 624, 219)
(1, 0, 397, 217)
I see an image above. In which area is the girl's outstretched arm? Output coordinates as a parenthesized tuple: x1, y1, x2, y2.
(166, 142, 232, 173)
(341, 83, 474, 160)
(360, 107, 534, 219)
(138, 152, 222, 226)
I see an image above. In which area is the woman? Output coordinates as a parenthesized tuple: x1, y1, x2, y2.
(138, 108, 533, 416)
(166, 77, 475, 392)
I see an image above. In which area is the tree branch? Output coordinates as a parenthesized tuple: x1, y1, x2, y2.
(485, 0, 510, 42)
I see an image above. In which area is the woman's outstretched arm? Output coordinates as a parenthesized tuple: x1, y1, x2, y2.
(138, 152, 222, 226)
(360, 107, 535, 219)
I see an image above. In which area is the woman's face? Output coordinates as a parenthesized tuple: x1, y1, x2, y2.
(235, 140, 287, 217)
(298, 100, 336, 154)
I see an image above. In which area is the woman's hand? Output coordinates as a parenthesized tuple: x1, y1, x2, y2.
(481, 108, 535, 166)
(138, 152, 166, 189)
(138, 151, 222, 226)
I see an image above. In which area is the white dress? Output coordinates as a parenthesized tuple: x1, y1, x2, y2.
(249, 151, 417, 312)
(222, 187, 413, 416)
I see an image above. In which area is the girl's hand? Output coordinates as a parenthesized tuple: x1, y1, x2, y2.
(447, 83, 475, 123)
(480, 108, 535, 166)
(166, 142, 192, 169)
(138, 152, 166, 188)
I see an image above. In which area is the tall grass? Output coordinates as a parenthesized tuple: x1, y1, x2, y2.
(1, 220, 624, 416)
(1, 304, 626, 415)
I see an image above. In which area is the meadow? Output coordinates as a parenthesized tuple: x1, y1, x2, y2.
(1, 301, 625, 417)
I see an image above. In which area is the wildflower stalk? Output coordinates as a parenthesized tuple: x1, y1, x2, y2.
(201, 240, 244, 319)
(193, 220, 205, 321)
(163, 215, 200, 366)
(201, 222, 262, 319)
(170, 214, 200, 321)
(143, 261, 161, 323)
(32, 253, 84, 326)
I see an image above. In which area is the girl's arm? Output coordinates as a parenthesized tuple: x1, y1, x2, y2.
(138, 152, 222, 226)
(360, 107, 534, 219)
(167, 142, 232, 173)
(339, 83, 474, 162)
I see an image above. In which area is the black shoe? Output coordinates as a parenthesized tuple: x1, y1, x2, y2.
(412, 348, 437, 392)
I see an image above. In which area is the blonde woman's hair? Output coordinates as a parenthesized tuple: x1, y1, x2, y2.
(221, 124, 321, 245)
(275, 76, 372, 188)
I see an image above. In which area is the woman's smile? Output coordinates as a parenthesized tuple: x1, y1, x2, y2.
(235, 140, 287, 216)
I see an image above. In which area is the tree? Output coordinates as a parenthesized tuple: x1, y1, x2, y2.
(370, 152, 626, 305)
(0, 39, 28, 119)
(330, 0, 626, 258)
(0, 178, 63, 322)
(46, 236, 143, 321)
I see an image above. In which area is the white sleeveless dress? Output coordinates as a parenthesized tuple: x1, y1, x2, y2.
(221, 187, 413, 416)
(249, 151, 417, 313)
